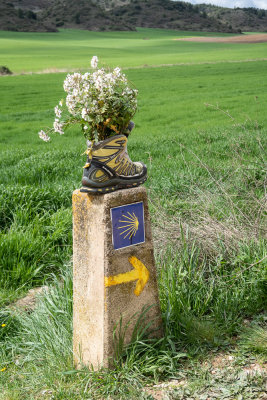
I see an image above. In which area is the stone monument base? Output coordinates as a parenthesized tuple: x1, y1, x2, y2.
(72, 187, 163, 369)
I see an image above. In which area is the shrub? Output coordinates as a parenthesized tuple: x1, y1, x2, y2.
(26, 10, 37, 20)
(17, 8, 24, 18)
(0, 66, 12, 75)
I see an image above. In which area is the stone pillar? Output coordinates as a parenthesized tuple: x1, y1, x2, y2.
(72, 187, 162, 369)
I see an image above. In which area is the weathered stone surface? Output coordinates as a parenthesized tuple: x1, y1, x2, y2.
(73, 187, 163, 369)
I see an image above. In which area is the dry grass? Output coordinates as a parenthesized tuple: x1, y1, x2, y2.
(150, 177, 266, 260)
(152, 211, 249, 257)
(150, 108, 267, 259)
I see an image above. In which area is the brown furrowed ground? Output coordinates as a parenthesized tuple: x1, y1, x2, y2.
(175, 33, 267, 43)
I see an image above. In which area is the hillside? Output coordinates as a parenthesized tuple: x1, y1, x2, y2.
(0, 0, 133, 32)
(108, 0, 234, 32)
(0, 0, 267, 33)
(0, 0, 57, 32)
(199, 3, 267, 33)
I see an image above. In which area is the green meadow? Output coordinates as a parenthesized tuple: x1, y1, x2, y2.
(0, 28, 266, 399)
(1, 28, 267, 73)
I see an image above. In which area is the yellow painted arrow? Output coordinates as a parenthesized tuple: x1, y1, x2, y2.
(104, 256, 150, 296)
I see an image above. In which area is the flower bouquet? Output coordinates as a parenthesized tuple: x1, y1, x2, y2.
(39, 56, 147, 194)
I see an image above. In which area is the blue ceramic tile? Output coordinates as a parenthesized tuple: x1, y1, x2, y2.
(111, 202, 145, 250)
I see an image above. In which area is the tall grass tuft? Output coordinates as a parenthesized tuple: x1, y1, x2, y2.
(158, 237, 266, 349)
(239, 324, 267, 356)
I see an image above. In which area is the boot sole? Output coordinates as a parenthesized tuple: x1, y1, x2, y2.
(80, 176, 147, 194)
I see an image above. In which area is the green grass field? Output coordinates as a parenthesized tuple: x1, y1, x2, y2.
(0, 28, 266, 399)
(1, 28, 267, 73)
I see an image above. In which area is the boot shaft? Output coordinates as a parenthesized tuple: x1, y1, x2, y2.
(89, 135, 140, 176)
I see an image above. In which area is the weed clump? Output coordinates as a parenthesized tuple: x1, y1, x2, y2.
(0, 66, 12, 75)
(240, 324, 267, 355)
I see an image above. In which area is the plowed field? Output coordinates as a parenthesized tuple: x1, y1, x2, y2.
(176, 33, 267, 43)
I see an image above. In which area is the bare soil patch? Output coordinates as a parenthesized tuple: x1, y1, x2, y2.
(175, 34, 267, 44)
(10, 286, 48, 312)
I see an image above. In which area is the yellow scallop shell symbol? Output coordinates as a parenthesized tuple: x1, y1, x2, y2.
(118, 212, 139, 239)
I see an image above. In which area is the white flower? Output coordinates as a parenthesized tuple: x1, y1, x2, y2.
(38, 130, 50, 142)
(82, 108, 88, 120)
(113, 67, 121, 76)
(91, 56, 98, 69)
(53, 119, 64, 135)
(54, 105, 62, 118)
(39, 56, 138, 142)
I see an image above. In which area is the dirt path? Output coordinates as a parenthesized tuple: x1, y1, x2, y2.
(175, 33, 267, 44)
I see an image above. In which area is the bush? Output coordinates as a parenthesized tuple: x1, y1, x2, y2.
(0, 66, 12, 75)
(26, 10, 37, 20)
(17, 8, 24, 18)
